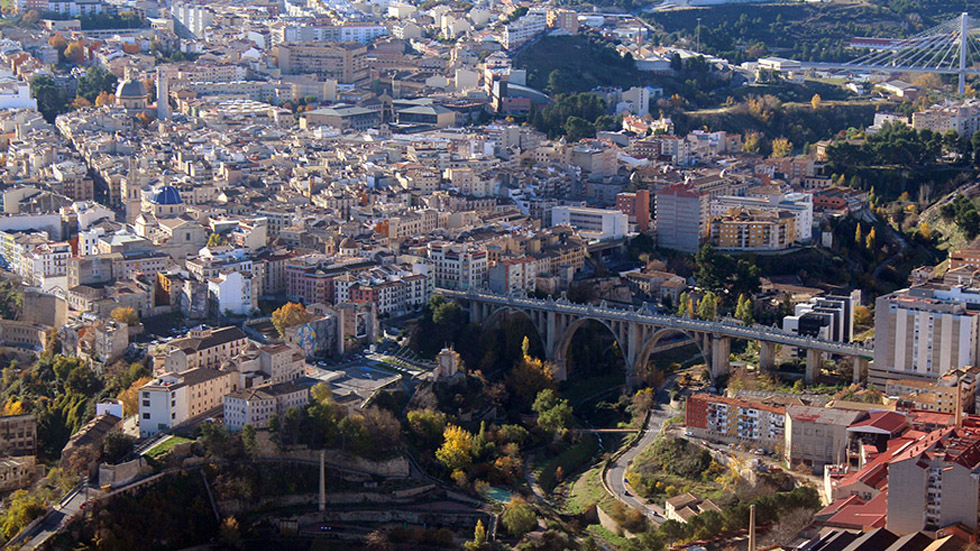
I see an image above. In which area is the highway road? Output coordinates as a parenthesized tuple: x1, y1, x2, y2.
(603, 376, 677, 524)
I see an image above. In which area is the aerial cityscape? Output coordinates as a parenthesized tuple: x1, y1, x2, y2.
(2, 0, 980, 549)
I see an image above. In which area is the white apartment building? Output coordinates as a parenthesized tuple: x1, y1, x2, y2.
(21, 241, 71, 286)
(551, 206, 628, 241)
(138, 368, 239, 437)
(427, 242, 487, 291)
(223, 381, 310, 432)
(501, 10, 547, 50)
(912, 100, 980, 136)
(872, 285, 980, 385)
(207, 270, 254, 317)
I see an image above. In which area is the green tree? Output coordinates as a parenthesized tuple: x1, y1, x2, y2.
(676, 291, 689, 317)
(564, 116, 596, 142)
(76, 65, 118, 103)
(532, 389, 572, 435)
(501, 498, 537, 537)
(697, 291, 718, 321)
(102, 431, 135, 463)
(972, 130, 980, 164)
(735, 294, 753, 325)
(206, 233, 226, 247)
(30, 75, 66, 122)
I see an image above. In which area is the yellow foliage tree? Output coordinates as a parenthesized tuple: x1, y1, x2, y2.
(507, 337, 556, 406)
(118, 376, 152, 416)
(110, 306, 138, 325)
(95, 91, 115, 107)
(70, 97, 91, 109)
(770, 137, 793, 158)
(271, 302, 313, 338)
(64, 41, 85, 65)
(919, 221, 932, 241)
(742, 131, 763, 154)
(435, 424, 473, 471)
(2, 399, 22, 416)
(810, 93, 822, 109)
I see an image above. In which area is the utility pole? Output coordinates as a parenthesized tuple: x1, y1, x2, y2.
(960, 12, 969, 96)
(696, 17, 701, 54)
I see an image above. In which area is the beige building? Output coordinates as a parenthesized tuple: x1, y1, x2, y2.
(160, 326, 250, 374)
(274, 42, 368, 83)
(887, 427, 980, 534)
(872, 286, 980, 385)
(785, 405, 865, 472)
(0, 414, 36, 456)
(886, 366, 979, 414)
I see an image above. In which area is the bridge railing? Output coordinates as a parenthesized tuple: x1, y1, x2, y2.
(438, 289, 873, 357)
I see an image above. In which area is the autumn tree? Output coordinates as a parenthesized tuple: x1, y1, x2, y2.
(853, 305, 872, 328)
(507, 337, 557, 407)
(206, 233, 226, 247)
(2, 399, 22, 416)
(110, 306, 139, 325)
(64, 41, 85, 65)
(118, 376, 152, 416)
(95, 91, 115, 107)
(919, 220, 932, 241)
(271, 302, 313, 338)
(48, 35, 67, 59)
(854, 223, 863, 246)
(435, 424, 473, 471)
(70, 97, 91, 109)
(770, 137, 793, 158)
(810, 93, 822, 109)
(865, 226, 877, 251)
(742, 131, 763, 154)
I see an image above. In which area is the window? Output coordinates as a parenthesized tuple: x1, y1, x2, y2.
(142, 413, 150, 419)
(142, 400, 150, 407)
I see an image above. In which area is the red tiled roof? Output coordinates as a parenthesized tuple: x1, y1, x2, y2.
(825, 491, 888, 530)
(848, 411, 908, 435)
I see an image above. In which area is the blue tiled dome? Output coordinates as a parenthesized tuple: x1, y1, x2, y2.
(150, 185, 183, 205)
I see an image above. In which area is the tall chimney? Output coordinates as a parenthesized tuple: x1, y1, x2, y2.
(319, 449, 326, 512)
(748, 503, 756, 551)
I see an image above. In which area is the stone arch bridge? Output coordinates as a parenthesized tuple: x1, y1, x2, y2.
(437, 289, 873, 387)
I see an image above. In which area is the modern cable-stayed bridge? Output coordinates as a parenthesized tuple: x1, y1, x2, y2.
(791, 12, 980, 95)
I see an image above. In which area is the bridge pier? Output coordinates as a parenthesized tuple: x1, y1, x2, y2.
(852, 356, 866, 383)
(805, 349, 822, 384)
(759, 342, 777, 372)
(553, 357, 567, 382)
(711, 336, 731, 379)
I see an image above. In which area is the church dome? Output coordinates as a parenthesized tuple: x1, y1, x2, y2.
(115, 78, 146, 100)
(150, 185, 183, 205)
(339, 237, 356, 250)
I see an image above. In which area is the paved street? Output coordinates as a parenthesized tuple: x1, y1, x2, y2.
(18, 484, 95, 551)
(603, 376, 677, 523)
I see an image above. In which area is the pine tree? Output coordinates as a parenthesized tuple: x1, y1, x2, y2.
(866, 227, 876, 251)
(697, 291, 718, 321)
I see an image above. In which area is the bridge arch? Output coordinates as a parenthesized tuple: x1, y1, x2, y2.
(635, 327, 708, 383)
(551, 316, 626, 381)
(481, 306, 547, 363)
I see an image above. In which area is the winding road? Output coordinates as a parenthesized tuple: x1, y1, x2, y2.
(602, 376, 678, 524)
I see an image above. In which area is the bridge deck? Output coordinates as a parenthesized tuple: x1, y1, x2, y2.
(438, 289, 873, 359)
